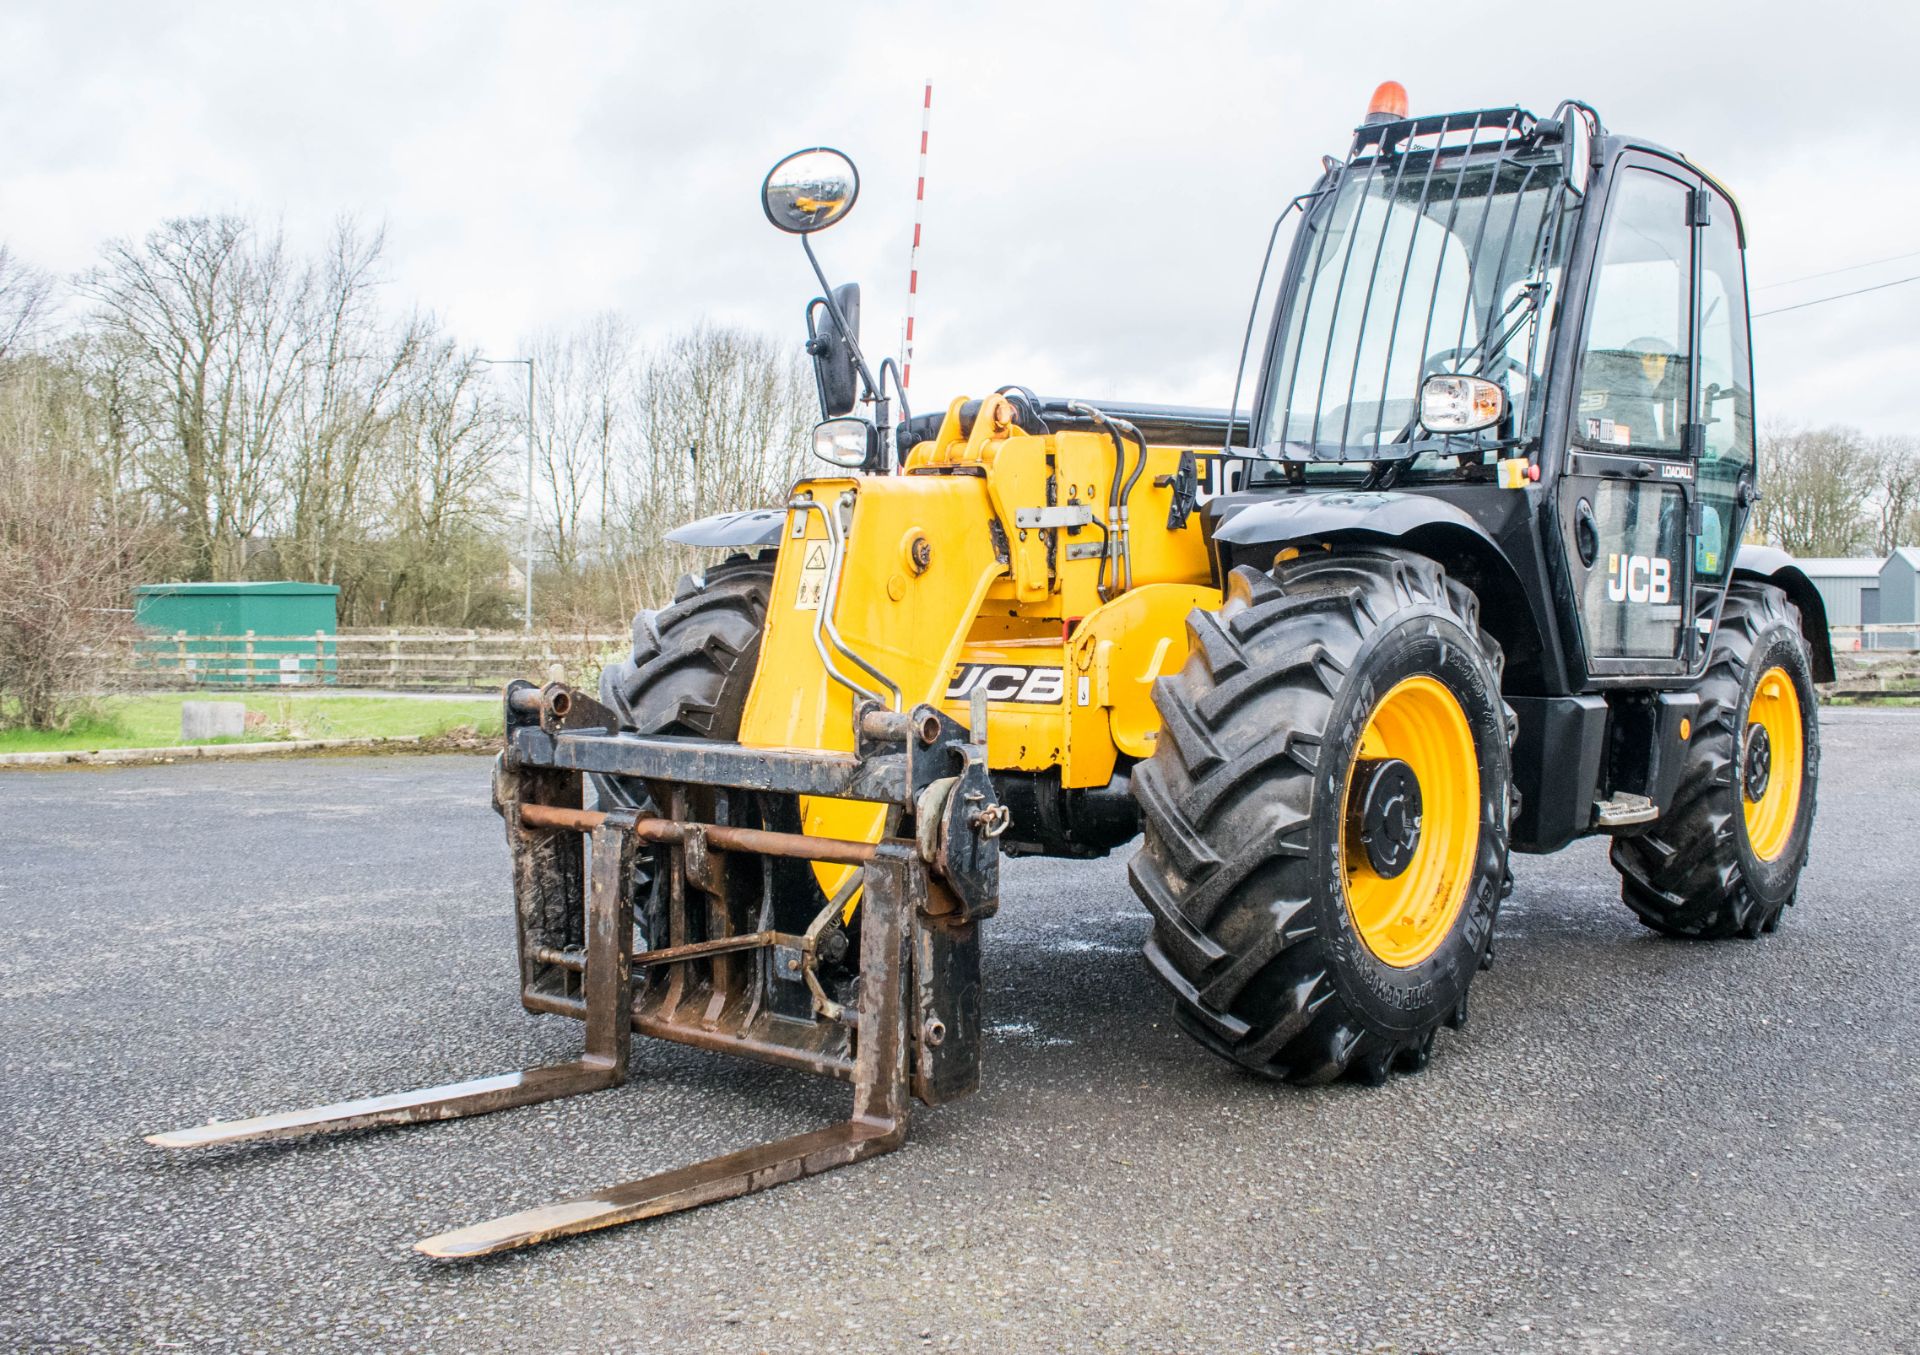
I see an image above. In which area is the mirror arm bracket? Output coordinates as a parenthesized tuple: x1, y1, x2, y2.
(802, 235, 882, 409)
(876, 357, 910, 427)
(802, 234, 894, 474)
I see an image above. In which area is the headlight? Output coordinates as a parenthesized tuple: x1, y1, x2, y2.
(812, 417, 875, 469)
(1419, 374, 1508, 434)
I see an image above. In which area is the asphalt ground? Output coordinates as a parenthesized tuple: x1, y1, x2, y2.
(2, 708, 1916, 1353)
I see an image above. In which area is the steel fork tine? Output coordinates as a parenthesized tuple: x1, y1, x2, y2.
(146, 815, 638, 1151)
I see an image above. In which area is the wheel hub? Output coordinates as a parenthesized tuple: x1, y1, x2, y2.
(1339, 675, 1479, 970)
(1348, 758, 1423, 879)
(1743, 722, 1773, 802)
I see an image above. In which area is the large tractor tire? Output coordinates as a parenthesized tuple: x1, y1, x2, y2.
(599, 553, 774, 741)
(594, 553, 774, 811)
(593, 554, 775, 946)
(1130, 549, 1512, 1085)
(1611, 581, 1819, 938)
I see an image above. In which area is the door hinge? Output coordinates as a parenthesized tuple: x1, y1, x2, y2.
(1158, 449, 1199, 531)
(1688, 188, 1712, 228)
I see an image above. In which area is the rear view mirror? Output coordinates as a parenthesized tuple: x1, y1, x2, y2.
(807, 282, 861, 418)
(761, 148, 859, 234)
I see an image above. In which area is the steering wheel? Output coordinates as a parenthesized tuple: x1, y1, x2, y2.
(1423, 347, 1522, 381)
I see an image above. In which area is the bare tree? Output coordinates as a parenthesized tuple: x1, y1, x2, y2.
(0, 352, 163, 729)
(374, 337, 516, 626)
(280, 220, 425, 588)
(1871, 435, 1920, 555)
(82, 217, 294, 578)
(79, 215, 429, 586)
(39, 207, 824, 634)
(525, 314, 636, 576)
(1752, 424, 1877, 557)
(0, 245, 55, 361)
(609, 323, 812, 608)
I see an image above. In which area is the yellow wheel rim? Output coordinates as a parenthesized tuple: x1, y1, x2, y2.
(1339, 675, 1480, 969)
(1741, 666, 1804, 863)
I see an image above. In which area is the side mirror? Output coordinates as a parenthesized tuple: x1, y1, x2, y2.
(807, 282, 861, 418)
(813, 417, 879, 470)
(1419, 374, 1508, 434)
(761, 148, 859, 234)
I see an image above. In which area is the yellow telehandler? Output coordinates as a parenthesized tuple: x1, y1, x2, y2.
(151, 85, 1828, 1259)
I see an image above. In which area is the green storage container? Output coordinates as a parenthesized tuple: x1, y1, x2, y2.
(134, 582, 340, 686)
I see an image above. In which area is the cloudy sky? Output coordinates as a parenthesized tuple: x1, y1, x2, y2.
(5, 1, 1917, 432)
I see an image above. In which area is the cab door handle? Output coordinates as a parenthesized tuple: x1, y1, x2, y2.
(1575, 499, 1599, 567)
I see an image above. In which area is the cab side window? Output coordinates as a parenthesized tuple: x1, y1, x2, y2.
(1574, 170, 1693, 455)
(1693, 195, 1753, 578)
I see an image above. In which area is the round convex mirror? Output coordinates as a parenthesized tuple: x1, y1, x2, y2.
(761, 148, 860, 234)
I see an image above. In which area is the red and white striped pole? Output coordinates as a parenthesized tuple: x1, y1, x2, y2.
(901, 79, 932, 390)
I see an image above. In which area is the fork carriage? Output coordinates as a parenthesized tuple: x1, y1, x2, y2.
(149, 680, 1003, 1258)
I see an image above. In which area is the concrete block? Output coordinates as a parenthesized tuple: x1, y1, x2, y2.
(181, 701, 246, 741)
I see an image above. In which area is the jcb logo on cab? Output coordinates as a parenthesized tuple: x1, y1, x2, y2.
(1606, 553, 1672, 604)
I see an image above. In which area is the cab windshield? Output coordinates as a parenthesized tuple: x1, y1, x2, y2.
(1253, 129, 1575, 479)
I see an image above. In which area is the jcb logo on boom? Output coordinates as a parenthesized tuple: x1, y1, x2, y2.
(1606, 553, 1672, 604)
(946, 664, 1065, 705)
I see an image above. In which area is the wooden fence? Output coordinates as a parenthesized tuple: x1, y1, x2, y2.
(106, 628, 632, 692)
(101, 622, 1919, 695)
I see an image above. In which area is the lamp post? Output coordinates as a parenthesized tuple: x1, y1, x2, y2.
(478, 356, 535, 632)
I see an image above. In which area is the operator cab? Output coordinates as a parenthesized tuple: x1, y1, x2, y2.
(1225, 86, 1761, 694)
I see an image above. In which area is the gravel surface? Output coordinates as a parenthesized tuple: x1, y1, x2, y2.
(3, 710, 1916, 1353)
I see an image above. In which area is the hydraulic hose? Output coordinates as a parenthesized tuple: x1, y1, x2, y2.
(1111, 417, 1150, 592)
(1066, 401, 1128, 601)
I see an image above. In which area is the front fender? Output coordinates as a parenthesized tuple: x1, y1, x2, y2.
(1205, 488, 1561, 693)
(1732, 543, 1835, 682)
(664, 508, 785, 549)
(1210, 490, 1501, 558)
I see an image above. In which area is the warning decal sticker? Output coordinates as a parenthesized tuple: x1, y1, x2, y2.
(795, 541, 829, 610)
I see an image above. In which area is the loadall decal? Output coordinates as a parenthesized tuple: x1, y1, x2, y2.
(946, 664, 1065, 704)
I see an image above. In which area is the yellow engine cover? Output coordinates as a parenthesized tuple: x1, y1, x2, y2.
(735, 394, 1222, 883)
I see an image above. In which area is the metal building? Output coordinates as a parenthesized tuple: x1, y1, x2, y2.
(133, 581, 340, 685)
(1880, 548, 1920, 625)
(1794, 558, 1883, 628)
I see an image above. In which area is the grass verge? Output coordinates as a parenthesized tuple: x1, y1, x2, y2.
(0, 694, 503, 755)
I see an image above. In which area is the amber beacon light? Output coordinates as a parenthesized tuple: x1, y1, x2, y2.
(1366, 80, 1410, 123)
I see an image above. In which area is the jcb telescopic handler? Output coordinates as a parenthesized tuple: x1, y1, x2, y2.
(152, 83, 1826, 1258)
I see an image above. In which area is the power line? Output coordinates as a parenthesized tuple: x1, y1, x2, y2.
(1751, 273, 1920, 318)
(1753, 247, 1920, 291)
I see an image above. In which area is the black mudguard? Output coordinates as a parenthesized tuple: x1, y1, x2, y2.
(1730, 544, 1834, 682)
(665, 507, 785, 549)
(1204, 489, 1558, 690)
(1209, 489, 1501, 558)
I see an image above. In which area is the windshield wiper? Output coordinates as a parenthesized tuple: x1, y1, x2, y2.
(1463, 279, 1547, 378)
(1377, 278, 1548, 461)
